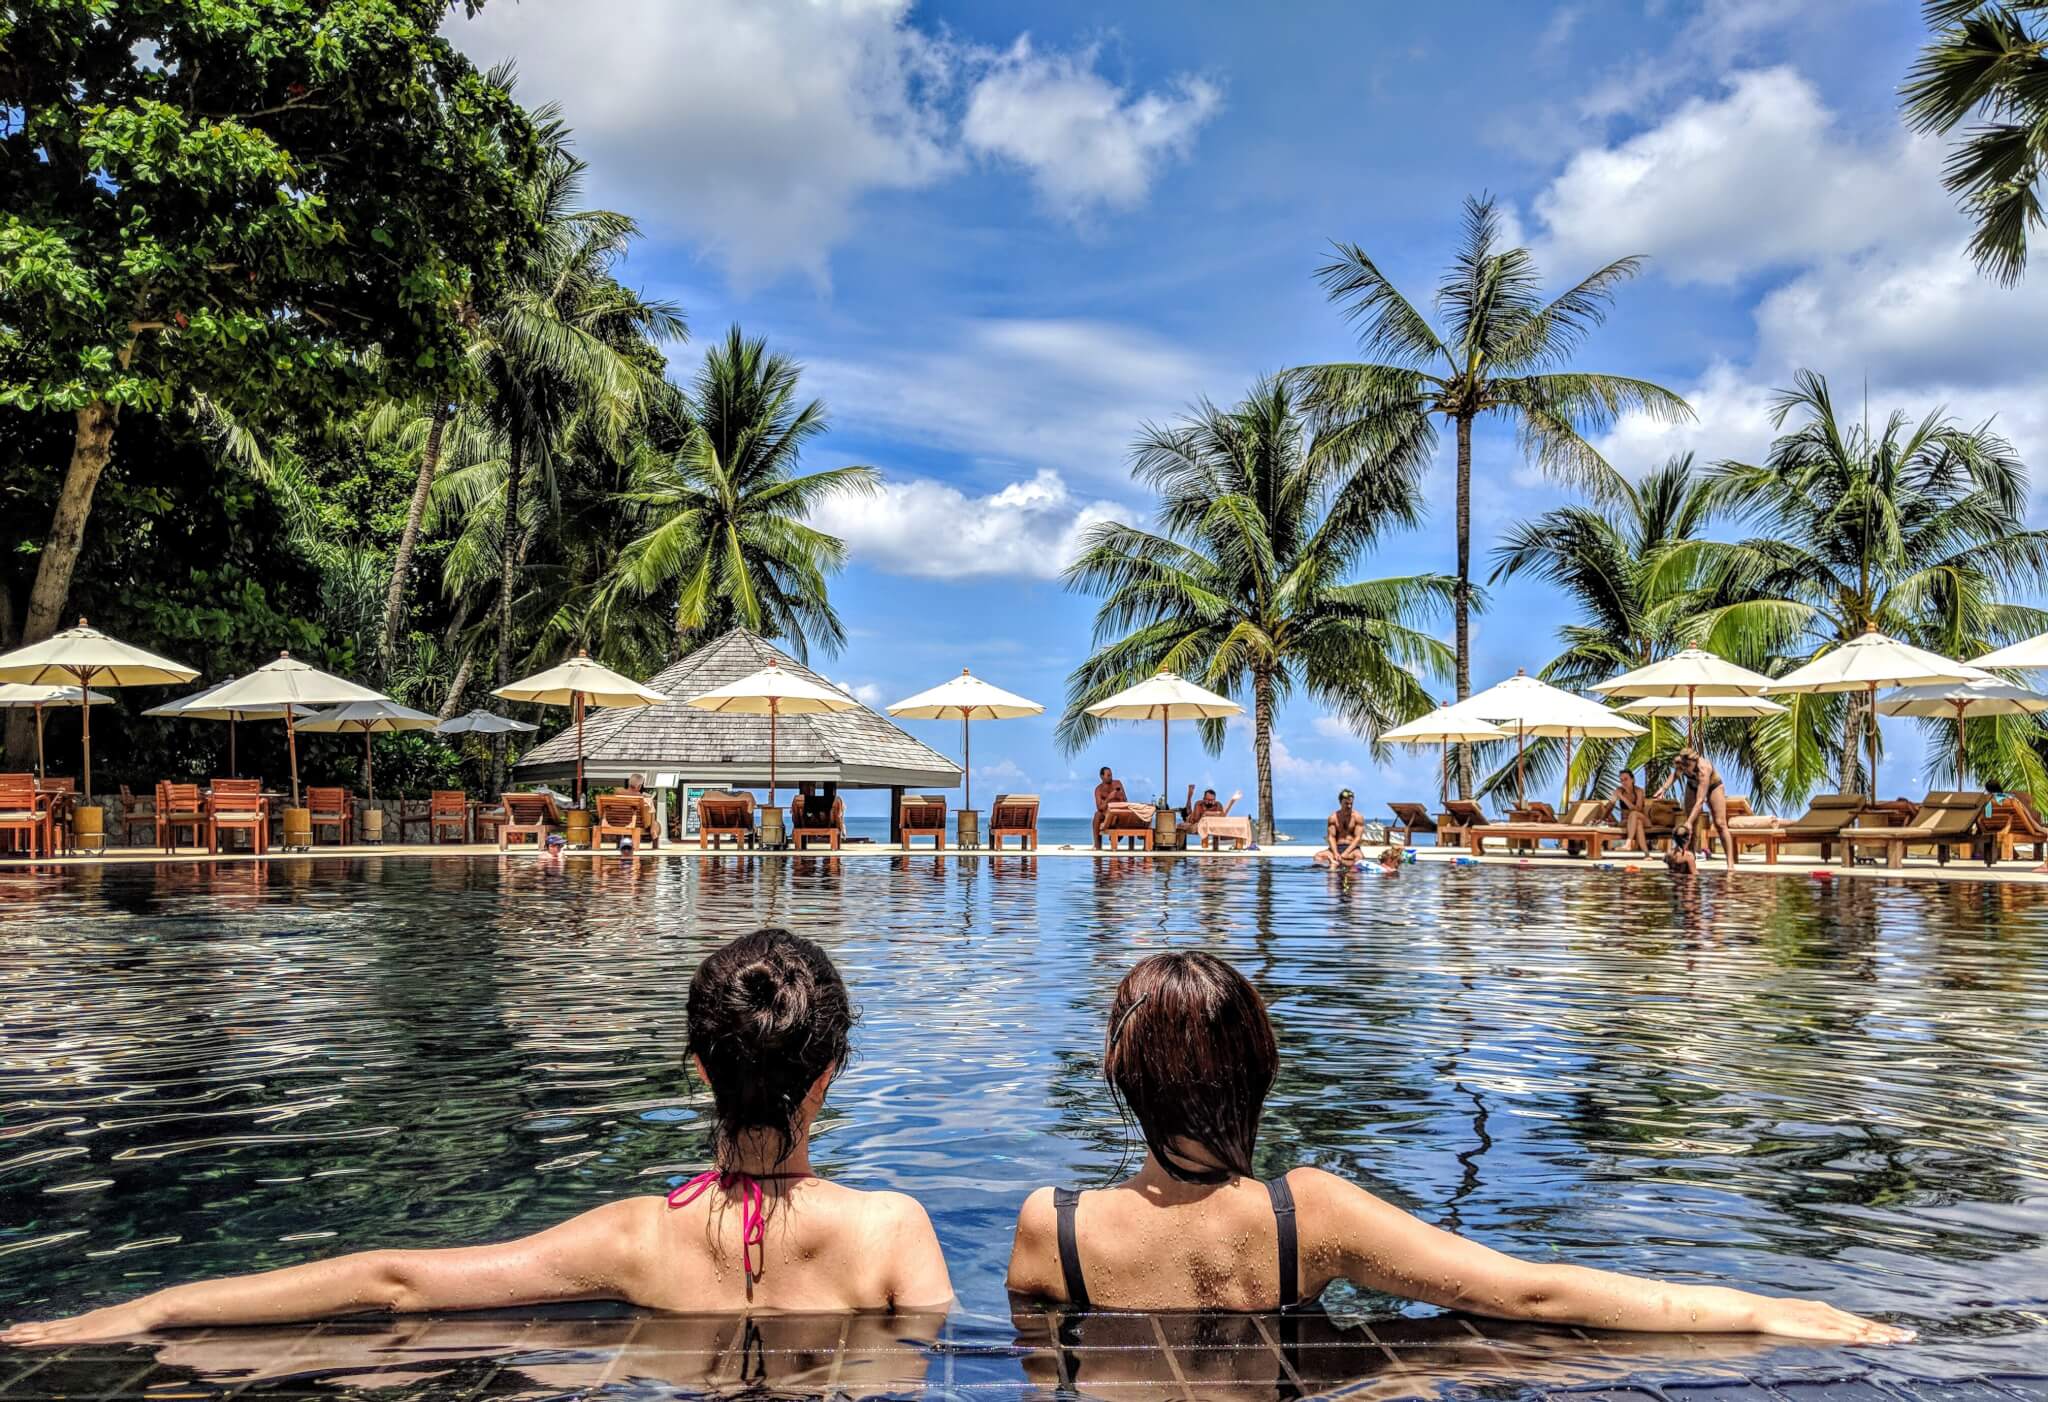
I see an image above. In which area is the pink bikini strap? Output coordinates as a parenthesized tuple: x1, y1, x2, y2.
(667, 1169, 767, 1279)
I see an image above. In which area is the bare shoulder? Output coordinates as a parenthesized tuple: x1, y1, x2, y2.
(858, 1187, 937, 1236)
(1014, 1185, 1057, 1237)
(1281, 1165, 1398, 1222)
(1006, 1187, 1061, 1296)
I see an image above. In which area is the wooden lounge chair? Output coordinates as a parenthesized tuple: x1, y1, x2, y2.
(990, 794, 1039, 851)
(1981, 792, 2048, 863)
(1386, 802, 1437, 845)
(119, 784, 153, 847)
(698, 792, 755, 850)
(206, 778, 269, 855)
(1839, 791, 1990, 869)
(36, 776, 76, 854)
(156, 781, 207, 854)
(499, 791, 561, 850)
(1727, 794, 1862, 864)
(473, 798, 506, 845)
(899, 794, 947, 850)
(1435, 799, 1491, 846)
(595, 793, 655, 850)
(0, 773, 44, 859)
(429, 790, 471, 844)
(1099, 801, 1155, 851)
(1467, 822, 1615, 860)
(788, 793, 843, 851)
(305, 787, 353, 846)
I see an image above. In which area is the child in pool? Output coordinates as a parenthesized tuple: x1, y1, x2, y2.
(3, 930, 952, 1345)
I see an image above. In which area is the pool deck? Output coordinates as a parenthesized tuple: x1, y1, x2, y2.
(8, 837, 2048, 885)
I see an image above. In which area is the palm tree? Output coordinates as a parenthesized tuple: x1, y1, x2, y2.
(1058, 376, 1456, 844)
(609, 327, 878, 661)
(1902, 0, 2048, 285)
(1693, 370, 2048, 797)
(1297, 194, 1692, 795)
(1488, 455, 1719, 801)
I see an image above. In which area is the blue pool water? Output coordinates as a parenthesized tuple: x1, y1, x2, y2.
(1, 854, 2044, 1399)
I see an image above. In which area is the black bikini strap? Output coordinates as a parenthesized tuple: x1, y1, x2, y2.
(1053, 1187, 1090, 1309)
(1267, 1175, 1299, 1310)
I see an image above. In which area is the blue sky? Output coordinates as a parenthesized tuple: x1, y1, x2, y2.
(453, 0, 2048, 818)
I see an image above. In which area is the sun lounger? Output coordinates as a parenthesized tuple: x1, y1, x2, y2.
(1981, 792, 2048, 863)
(1435, 799, 1491, 845)
(1467, 822, 1615, 860)
(156, 781, 207, 854)
(698, 792, 755, 850)
(1838, 791, 1990, 869)
(789, 794, 843, 851)
(1727, 794, 1863, 864)
(430, 789, 471, 844)
(595, 793, 655, 850)
(989, 794, 1039, 851)
(306, 786, 353, 846)
(1386, 802, 1437, 845)
(0, 773, 45, 859)
(900, 794, 947, 850)
(499, 791, 561, 850)
(206, 778, 269, 855)
(1099, 801, 1155, 851)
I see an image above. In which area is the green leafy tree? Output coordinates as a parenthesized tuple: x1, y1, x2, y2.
(609, 327, 877, 661)
(1059, 376, 1455, 844)
(1695, 371, 2048, 797)
(1902, 0, 2048, 285)
(0, 1, 541, 763)
(1297, 194, 1692, 795)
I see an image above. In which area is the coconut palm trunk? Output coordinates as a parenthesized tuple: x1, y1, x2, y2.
(379, 403, 449, 677)
(1454, 411, 1474, 796)
(1253, 668, 1276, 845)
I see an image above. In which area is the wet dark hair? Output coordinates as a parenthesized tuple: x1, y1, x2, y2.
(686, 929, 854, 1169)
(1099, 766, 1113, 778)
(1103, 951, 1278, 1184)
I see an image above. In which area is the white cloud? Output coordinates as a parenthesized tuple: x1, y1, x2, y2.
(1535, 68, 1957, 285)
(1578, 0, 1851, 122)
(973, 758, 1028, 783)
(1311, 715, 1356, 740)
(805, 317, 1237, 488)
(1270, 734, 1361, 787)
(810, 468, 1122, 579)
(962, 38, 1221, 217)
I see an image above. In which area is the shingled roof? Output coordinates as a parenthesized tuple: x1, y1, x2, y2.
(515, 629, 961, 790)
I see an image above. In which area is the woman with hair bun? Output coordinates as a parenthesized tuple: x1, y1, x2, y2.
(6, 930, 951, 1346)
(1007, 951, 1907, 1344)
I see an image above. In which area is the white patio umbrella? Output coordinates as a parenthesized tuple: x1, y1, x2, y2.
(1592, 648, 1777, 738)
(143, 675, 319, 778)
(1464, 670, 1645, 806)
(1877, 675, 2045, 787)
(1968, 632, 2048, 671)
(1083, 671, 1243, 805)
(200, 653, 386, 807)
(435, 708, 540, 736)
(0, 684, 112, 779)
(684, 662, 860, 806)
(0, 617, 198, 801)
(1380, 704, 1508, 803)
(297, 699, 441, 801)
(1766, 627, 1976, 797)
(887, 669, 1043, 811)
(494, 650, 667, 807)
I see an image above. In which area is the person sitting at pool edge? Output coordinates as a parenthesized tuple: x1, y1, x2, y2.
(1091, 766, 1127, 848)
(1614, 768, 1649, 852)
(2, 930, 952, 1346)
(1007, 951, 1907, 1341)
(1312, 789, 1365, 868)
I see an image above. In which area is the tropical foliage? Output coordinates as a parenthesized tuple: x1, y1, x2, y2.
(1059, 377, 1456, 842)
(1903, 0, 2048, 285)
(1295, 194, 1691, 794)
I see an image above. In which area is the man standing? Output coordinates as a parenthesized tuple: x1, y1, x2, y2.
(1313, 788, 1367, 869)
(1092, 766, 1127, 849)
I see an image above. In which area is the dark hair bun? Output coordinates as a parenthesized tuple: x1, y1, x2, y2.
(687, 930, 854, 1170)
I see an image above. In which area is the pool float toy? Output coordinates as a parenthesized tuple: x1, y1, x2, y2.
(1812, 869, 1833, 881)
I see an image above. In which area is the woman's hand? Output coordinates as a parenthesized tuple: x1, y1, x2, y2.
(3, 1297, 163, 1347)
(1749, 1297, 1913, 1344)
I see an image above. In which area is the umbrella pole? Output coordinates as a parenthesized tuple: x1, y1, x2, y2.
(1161, 712, 1169, 805)
(574, 691, 585, 809)
(1562, 729, 1574, 808)
(1867, 681, 1879, 799)
(33, 703, 44, 780)
(287, 707, 301, 809)
(963, 710, 971, 812)
(768, 697, 778, 808)
(1688, 685, 1697, 743)
(78, 666, 94, 804)
(365, 728, 375, 803)
(1955, 700, 1968, 788)
(1516, 726, 1526, 808)
(230, 716, 238, 778)
(1441, 740, 1449, 805)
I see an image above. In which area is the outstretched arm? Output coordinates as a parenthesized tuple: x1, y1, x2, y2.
(1298, 1170, 1906, 1342)
(1222, 789, 1241, 816)
(3, 1201, 652, 1347)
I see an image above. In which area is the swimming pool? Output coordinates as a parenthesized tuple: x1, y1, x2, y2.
(2, 855, 2044, 1399)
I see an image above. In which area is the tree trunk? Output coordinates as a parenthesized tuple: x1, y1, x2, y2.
(1253, 668, 1276, 846)
(8, 398, 122, 766)
(439, 645, 475, 721)
(379, 403, 449, 679)
(493, 434, 525, 793)
(1453, 412, 1474, 799)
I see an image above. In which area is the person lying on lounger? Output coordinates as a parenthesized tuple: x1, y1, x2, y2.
(3, 931, 952, 1346)
(1006, 950, 1909, 1342)
(1312, 789, 1366, 868)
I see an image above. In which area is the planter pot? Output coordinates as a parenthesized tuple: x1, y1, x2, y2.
(282, 808, 311, 852)
(72, 803, 105, 855)
(758, 806, 785, 849)
(565, 809, 592, 850)
(956, 808, 980, 850)
(1152, 806, 1181, 852)
(361, 807, 385, 844)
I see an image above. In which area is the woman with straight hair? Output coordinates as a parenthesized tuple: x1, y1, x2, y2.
(1008, 951, 1906, 1342)
(7, 929, 951, 1346)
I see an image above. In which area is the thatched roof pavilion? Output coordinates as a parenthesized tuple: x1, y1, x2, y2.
(515, 628, 960, 793)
